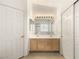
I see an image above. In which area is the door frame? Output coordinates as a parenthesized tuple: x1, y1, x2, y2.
(74, 0, 79, 59)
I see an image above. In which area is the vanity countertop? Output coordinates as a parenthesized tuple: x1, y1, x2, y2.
(29, 35, 61, 39)
(30, 37, 60, 40)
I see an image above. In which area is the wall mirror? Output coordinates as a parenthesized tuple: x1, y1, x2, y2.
(34, 16, 54, 36)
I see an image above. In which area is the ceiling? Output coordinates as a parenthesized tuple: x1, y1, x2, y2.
(32, 0, 65, 7)
(32, 4, 57, 15)
(32, 0, 74, 8)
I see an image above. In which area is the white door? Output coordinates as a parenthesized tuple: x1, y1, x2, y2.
(0, 5, 24, 59)
(75, 1, 79, 59)
(62, 5, 74, 59)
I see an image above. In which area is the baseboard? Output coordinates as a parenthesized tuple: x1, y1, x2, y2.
(30, 51, 60, 53)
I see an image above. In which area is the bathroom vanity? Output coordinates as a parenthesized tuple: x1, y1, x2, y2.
(30, 16, 60, 52)
(30, 38, 60, 52)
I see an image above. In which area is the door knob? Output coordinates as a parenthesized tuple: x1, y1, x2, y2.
(21, 35, 24, 38)
(20, 33, 24, 38)
(61, 36, 64, 37)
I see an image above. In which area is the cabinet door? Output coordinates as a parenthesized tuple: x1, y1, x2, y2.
(45, 40, 52, 51)
(45, 40, 59, 51)
(51, 40, 59, 51)
(30, 40, 37, 51)
(38, 40, 45, 51)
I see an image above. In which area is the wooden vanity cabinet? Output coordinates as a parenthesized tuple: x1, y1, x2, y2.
(30, 38, 60, 51)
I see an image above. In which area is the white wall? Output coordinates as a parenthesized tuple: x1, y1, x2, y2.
(25, 0, 32, 55)
(52, 7, 61, 37)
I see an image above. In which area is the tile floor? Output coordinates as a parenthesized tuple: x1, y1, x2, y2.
(21, 53, 64, 59)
